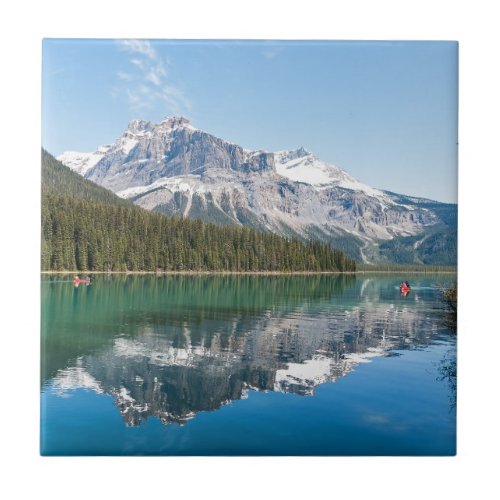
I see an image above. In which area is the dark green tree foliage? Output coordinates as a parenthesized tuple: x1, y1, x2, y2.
(41, 150, 356, 272)
(41, 195, 356, 272)
(378, 228, 457, 265)
(41, 149, 130, 206)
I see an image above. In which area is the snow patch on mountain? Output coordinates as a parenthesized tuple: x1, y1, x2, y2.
(275, 148, 385, 199)
(119, 135, 139, 154)
(117, 175, 206, 199)
(58, 145, 112, 176)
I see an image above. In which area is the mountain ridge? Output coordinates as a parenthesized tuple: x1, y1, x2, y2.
(42, 149, 356, 272)
(57, 117, 457, 264)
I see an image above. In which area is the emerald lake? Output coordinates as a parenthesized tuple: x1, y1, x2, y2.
(40, 274, 456, 456)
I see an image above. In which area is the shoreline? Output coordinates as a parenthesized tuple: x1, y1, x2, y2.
(41, 270, 457, 276)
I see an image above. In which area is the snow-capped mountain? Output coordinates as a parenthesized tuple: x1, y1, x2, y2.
(58, 117, 456, 263)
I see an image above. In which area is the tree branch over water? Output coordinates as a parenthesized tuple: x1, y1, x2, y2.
(441, 282, 457, 333)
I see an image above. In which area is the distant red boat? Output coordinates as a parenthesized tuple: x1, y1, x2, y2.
(400, 284, 411, 294)
(73, 278, 91, 284)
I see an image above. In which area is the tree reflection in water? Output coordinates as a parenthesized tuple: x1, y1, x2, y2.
(437, 349, 457, 410)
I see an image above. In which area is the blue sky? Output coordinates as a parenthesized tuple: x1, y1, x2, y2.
(42, 39, 457, 202)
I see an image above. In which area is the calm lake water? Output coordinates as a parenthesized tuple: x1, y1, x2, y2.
(41, 274, 456, 456)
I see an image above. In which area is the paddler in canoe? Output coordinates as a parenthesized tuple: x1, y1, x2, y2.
(73, 275, 92, 284)
(400, 280, 411, 295)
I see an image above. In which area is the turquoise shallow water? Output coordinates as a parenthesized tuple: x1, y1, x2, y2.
(40, 274, 456, 455)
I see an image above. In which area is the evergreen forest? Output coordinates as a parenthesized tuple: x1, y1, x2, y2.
(41, 150, 356, 273)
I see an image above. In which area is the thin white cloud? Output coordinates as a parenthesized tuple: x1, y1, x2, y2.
(146, 60, 167, 86)
(119, 39, 157, 60)
(114, 39, 191, 116)
(146, 72, 161, 86)
(130, 58, 146, 69)
(158, 85, 192, 113)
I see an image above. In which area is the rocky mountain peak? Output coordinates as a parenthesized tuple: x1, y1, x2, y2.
(275, 147, 313, 162)
(295, 146, 311, 157)
(160, 116, 190, 126)
(157, 116, 196, 132)
(127, 119, 153, 133)
(57, 117, 455, 264)
(125, 117, 195, 137)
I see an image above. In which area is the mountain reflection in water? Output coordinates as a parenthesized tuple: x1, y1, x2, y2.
(42, 274, 453, 427)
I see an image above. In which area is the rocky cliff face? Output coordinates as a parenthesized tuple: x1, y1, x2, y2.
(58, 117, 456, 262)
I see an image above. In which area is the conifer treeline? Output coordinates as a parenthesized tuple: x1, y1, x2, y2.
(41, 150, 356, 273)
(41, 149, 130, 205)
(42, 194, 356, 272)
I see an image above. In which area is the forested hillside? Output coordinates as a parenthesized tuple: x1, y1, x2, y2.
(41, 150, 356, 272)
(42, 149, 130, 206)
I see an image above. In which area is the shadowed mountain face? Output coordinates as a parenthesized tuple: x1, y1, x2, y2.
(58, 118, 457, 263)
(42, 275, 454, 427)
